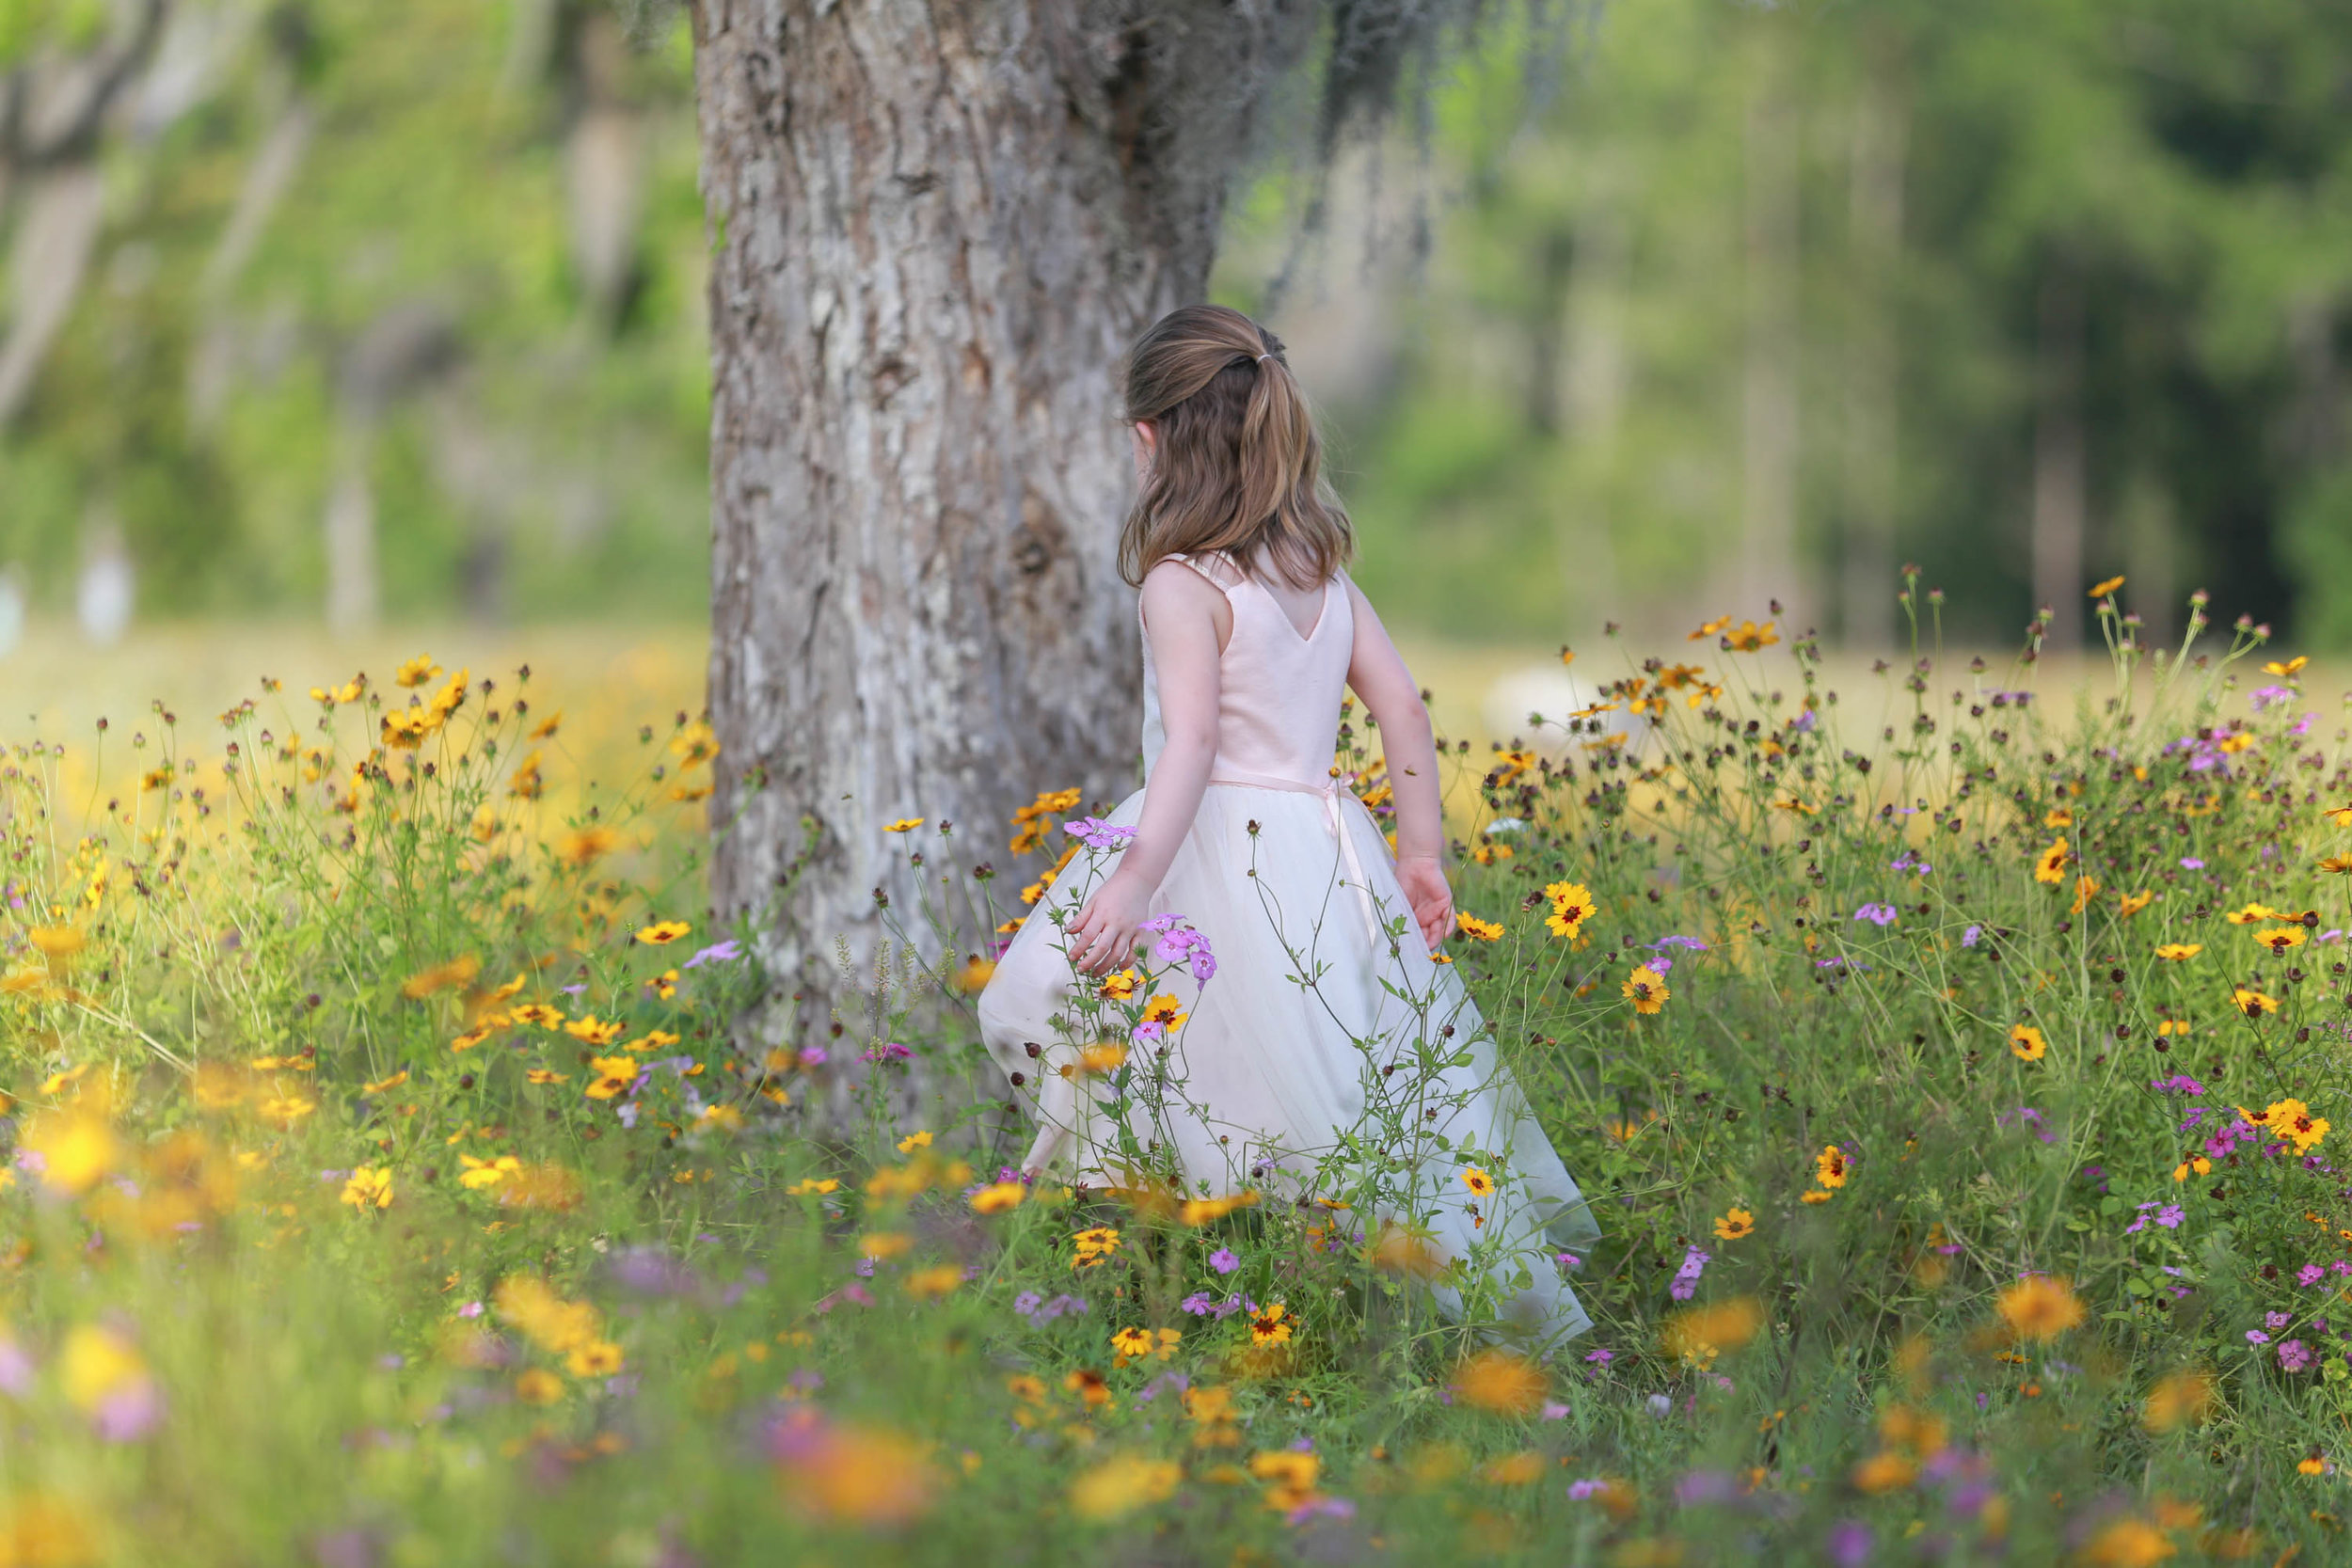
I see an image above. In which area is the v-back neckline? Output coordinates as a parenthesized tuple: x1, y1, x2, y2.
(1249, 574, 1334, 643)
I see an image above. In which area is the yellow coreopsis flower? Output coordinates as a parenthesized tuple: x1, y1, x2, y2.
(1543, 881, 1595, 941)
(2154, 943, 2201, 961)
(1622, 965, 1669, 1014)
(2253, 926, 2307, 958)
(2088, 576, 2125, 598)
(2010, 1024, 2047, 1061)
(1455, 912, 1504, 942)
(2232, 988, 2280, 1020)
(341, 1166, 394, 1210)
(1996, 1275, 2085, 1341)
(969, 1182, 1026, 1214)
(2033, 837, 2069, 884)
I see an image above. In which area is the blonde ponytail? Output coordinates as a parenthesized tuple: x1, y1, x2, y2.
(1116, 305, 1353, 590)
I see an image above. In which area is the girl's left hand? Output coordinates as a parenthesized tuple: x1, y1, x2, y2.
(1066, 871, 1151, 976)
(1395, 854, 1453, 953)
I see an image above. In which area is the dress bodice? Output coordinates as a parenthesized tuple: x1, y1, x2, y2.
(1139, 549, 1355, 792)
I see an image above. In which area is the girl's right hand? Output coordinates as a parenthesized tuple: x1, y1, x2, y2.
(1395, 854, 1453, 953)
(1066, 871, 1151, 976)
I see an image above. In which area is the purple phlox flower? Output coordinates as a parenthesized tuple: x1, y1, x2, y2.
(2293, 712, 2318, 737)
(1556, 1253, 1582, 1272)
(2300, 1264, 2328, 1287)
(1889, 851, 1932, 876)
(606, 1245, 702, 1298)
(92, 1377, 164, 1442)
(2247, 1329, 2272, 1346)
(1962, 924, 1983, 947)
(1567, 1479, 1613, 1500)
(1649, 934, 1710, 952)
(1133, 1370, 1189, 1405)
(1287, 1497, 1356, 1526)
(853, 1258, 877, 1278)
(2267, 1310, 2294, 1330)
(1669, 1244, 1710, 1302)
(1852, 902, 1899, 927)
(860, 1040, 914, 1064)
(1064, 816, 1137, 850)
(1012, 1291, 1044, 1319)
(614, 1101, 641, 1130)
(2334, 1261, 2352, 1278)
(1584, 1348, 1614, 1366)
(813, 1282, 874, 1315)
(12, 1149, 46, 1177)
(2152, 1074, 2206, 1096)
(1676, 1470, 1742, 1507)
(798, 1045, 829, 1068)
(1996, 1106, 2055, 1145)
(1792, 709, 1819, 733)
(2250, 685, 2295, 712)
(1179, 1291, 1216, 1316)
(2179, 857, 2205, 870)
(0, 1337, 31, 1398)
(1540, 1400, 1570, 1419)
(1208, 1247, 1239, 1275)
(2280, 1339, 2314, 1372)
(1645, 956, 1673, 974)
(2153, 1205, 2184, 1229)
(681, 939, 742, 970)
(1130, 1020, 1166, 1048)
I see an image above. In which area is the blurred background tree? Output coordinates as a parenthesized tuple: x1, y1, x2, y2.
(0, 0, 2347, 647)
(0, 0, 711, 630)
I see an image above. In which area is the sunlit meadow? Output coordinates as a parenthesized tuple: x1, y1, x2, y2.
(4, 579, 2352, 1565)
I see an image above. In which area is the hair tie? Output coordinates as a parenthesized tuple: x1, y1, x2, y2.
(1255, 354, 1275, 365)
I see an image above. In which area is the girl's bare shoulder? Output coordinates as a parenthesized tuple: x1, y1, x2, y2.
(1139, 556, 1234, 637)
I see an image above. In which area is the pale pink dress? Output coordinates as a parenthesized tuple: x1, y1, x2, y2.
(977, 548, 1599, 1345)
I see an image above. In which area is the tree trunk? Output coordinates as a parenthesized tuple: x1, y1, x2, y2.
(1838, 64, 1902, 651)
(691, 0, 1301, 1050)
(1559, 189, 1627, 633)
(2030, 261, 2085, 649)
(1739, 35, 1801, 625)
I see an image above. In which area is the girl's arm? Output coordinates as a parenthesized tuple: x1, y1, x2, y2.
(1063, 562, 1229, 975)
(1341, 576, 1452, 951)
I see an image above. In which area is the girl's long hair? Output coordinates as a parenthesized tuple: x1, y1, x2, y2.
(1116, 304, 1354, 590)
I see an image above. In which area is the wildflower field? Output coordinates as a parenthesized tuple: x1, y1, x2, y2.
(6, 583, 2352, 1566)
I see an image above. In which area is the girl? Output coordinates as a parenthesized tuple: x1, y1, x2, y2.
(977, 304, 1598, 1348)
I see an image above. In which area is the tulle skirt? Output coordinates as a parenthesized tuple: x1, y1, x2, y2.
(977, 779, 1601, 1350)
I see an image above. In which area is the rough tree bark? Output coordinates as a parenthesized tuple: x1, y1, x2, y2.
(1838, 60, 1902, 651)
(691, 0, 1311, 1047)
(2030, 261, 2085, 650)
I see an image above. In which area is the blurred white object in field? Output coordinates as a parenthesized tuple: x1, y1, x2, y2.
(0, 567, 23, 659)
(78, 526, 135, 646)
(1483, 664, 1652, 753)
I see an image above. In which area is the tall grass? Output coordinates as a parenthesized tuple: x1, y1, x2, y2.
(0, 584, 2344, 1565)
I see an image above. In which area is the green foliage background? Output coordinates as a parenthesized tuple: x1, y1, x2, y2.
(2, 0, 2350, 642)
